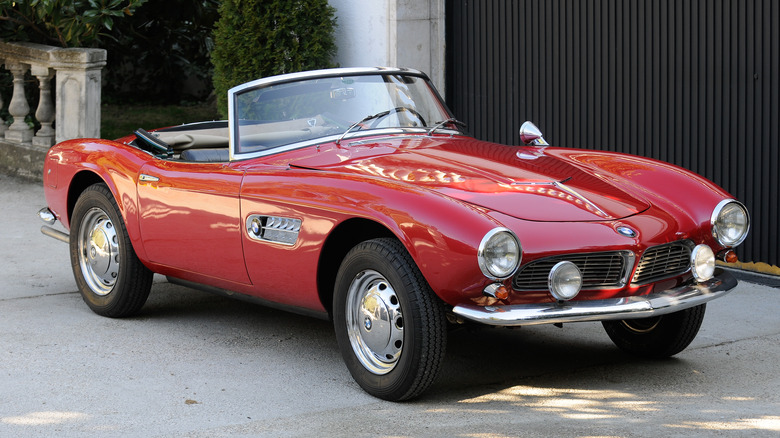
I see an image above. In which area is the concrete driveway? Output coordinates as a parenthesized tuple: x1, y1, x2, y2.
(2, 174, 779, 437)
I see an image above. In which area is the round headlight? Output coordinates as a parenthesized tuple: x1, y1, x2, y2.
(478, 228, 521, 280)
(548, 261, 582, 301)
(711, 200, 750, 247)
(691, 244, 715, 282)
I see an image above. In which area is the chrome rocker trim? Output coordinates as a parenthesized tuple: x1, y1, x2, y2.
(453, 268, 737, 327)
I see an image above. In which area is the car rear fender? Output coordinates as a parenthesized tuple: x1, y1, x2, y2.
(45, 139, 152, 262)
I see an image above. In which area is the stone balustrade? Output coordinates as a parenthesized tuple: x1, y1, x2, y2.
(0, 41, 107, 148)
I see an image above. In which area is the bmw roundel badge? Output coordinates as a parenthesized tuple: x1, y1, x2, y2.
(616, 226, 638, 238)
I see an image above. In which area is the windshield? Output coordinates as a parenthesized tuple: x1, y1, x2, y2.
(231, 73, 453, 155)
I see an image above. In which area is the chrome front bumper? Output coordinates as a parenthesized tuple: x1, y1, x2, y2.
(452, 268, 738, 327)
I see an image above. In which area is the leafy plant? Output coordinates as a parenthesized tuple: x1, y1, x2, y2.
(211, 0, 338, 117)
(0, 0, 148, 47)
(100, 0, 220, 103)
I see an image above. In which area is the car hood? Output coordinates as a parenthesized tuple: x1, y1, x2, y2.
(289, 135, 651, 221)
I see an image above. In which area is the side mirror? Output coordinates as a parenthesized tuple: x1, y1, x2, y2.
(519, 121, 549, 145)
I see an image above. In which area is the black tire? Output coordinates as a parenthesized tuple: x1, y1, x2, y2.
(333, 238, 447, 401)
(69, 183, 153, 317)
(602, 304, 707, 358)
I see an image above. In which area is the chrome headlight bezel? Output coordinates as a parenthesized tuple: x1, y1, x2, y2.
(710, 200, 750, 247)
(478, 227, 522, 281)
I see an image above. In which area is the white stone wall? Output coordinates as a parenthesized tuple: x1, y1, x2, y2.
(329, 0, 445, 94)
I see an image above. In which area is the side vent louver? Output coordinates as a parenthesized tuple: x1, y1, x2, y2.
(246, 215, 302, 246)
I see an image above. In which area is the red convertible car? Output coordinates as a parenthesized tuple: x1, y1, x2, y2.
(39, 67, 749, 401)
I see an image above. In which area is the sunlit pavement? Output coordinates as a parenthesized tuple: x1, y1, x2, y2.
(2, 173, 779, 437)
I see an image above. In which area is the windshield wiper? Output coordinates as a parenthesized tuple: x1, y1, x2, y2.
(335, 109, 394, 145)
(426, 118, 466, 136)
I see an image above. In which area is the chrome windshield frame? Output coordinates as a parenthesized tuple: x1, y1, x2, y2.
(227, 67, 454, 162)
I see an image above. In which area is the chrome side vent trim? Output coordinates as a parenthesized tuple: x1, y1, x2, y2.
(246, 215, 302, 246)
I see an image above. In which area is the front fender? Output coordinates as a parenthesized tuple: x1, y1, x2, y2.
(239, 167, 505, 305)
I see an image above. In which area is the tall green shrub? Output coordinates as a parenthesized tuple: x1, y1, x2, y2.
(211, 0, 338, 117)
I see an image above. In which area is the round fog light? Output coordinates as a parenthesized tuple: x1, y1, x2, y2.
(691, 244, 715, 282)
(548, 261, 582, 301)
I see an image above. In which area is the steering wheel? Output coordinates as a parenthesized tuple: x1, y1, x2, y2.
(369, 106, 427, 128)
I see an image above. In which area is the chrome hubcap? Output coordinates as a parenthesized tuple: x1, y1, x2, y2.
(346, 270, 404, 375)
(78, 207, 120, 296)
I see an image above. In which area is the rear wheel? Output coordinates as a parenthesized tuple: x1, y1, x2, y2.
(333, 238, 447, 401)
(70, 183, 153, 317)
(602, 304, 707, 358)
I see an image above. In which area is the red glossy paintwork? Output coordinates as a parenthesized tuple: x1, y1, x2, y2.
(291, 137, 653, 221)
(136, 160, 250, 284)
(42, 131, 736, 315)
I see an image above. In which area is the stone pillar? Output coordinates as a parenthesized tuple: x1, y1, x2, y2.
(388, 0, 446, 94)
(5, 62, 33, 144)
(51, 48, 107, 143)
(329, 0, 446, 93)
(32, 66, 56, 148)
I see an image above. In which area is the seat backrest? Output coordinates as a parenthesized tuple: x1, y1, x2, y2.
(180, 148, 230, 162)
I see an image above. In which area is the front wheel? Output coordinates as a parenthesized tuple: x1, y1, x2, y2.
(602, 304, 707, 358)
(333, 238, 447, 401)
(70, 183, 153, 317)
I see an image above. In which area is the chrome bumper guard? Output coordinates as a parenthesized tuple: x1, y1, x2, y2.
(452, 268, 738, 327)
(38, 207, 69, 243)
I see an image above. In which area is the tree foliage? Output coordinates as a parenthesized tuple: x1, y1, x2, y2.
(211, 0, 338, 117)
(100, 0, 220, 103)
(0, 0, 147, 47)
(0, 0, 220, 103)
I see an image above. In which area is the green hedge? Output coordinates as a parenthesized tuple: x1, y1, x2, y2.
(211, 0, 338, 118)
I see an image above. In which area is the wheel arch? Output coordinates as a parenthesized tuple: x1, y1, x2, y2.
(66, 170, 106, 225)
(309, 177, 510, 314)
(64, 166, 148, 263)
(316, 218, 395, 316)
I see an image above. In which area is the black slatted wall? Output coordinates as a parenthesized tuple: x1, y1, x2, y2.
(446, 0, 779, 266)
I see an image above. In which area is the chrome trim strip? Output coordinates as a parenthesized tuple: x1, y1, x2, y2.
(230, 129, 437, 161)
(453, 268, 737, 327)
(509, 179, 609, 218)
(229, 67, 425, 96)
(551, 181, 610, 218)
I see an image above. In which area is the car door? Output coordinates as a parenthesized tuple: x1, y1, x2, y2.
(136, 160, 251, 284)
(238, 166, 340, 312)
